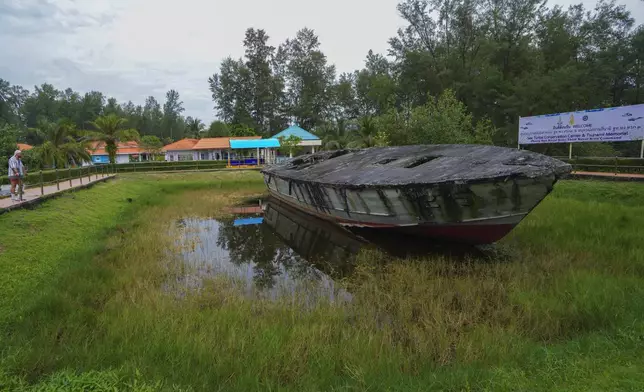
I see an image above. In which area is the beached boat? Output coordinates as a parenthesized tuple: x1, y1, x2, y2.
(261, 145, 571, 244)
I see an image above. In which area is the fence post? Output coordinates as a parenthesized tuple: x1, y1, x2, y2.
(133, 162, 136, 173)
(55, 168, 60, 190)
(614, 157, 618, 174)
(40, 170, 44, 196)
(79, 167, 83, 185)
(197, 160, 199, 171)
(69, 167, 72, 188)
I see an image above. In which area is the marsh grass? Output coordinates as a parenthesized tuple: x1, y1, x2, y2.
(1, 174, 644, 391)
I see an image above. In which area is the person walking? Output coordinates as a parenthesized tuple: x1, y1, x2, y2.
(8, 150, 25, 201)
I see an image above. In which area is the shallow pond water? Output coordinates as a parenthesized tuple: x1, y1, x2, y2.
(174, 199, 487, 304)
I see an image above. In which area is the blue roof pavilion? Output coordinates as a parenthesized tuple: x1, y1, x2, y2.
(272, 125, 322, 157)
(227, 138, 280, 168)
(273, 125, 320, 141)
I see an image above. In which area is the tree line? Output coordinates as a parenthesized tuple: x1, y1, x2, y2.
(0, 82, 204, 167)
(209, 0, 643, 156)
(0, 82, 198, 144)
(1, 0, 643, 165)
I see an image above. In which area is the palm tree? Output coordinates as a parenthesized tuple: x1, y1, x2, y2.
(88, 114, 140, 164)
(347, 117, 378, 148)
(186, 117, 205, 138)
(320, 122, 351, 150)
(31, 119, 91, 168)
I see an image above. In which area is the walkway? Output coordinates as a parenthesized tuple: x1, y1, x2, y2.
(571, 171, 644, 181)
(0, 175, 115, 212)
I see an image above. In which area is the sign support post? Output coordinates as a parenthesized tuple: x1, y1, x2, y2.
(640, 140, 644, 159)
(569, 143, 573, 160)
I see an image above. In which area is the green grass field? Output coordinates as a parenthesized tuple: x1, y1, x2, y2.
(1, 172, 643, 391)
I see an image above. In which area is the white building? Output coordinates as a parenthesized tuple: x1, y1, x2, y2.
(163, 136, 262, 161)
(88, 141, 149, 164)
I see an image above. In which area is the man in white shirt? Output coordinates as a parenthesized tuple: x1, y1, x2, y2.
(8, 150, 25, 201)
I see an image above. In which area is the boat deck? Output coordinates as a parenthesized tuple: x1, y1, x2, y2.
(262, 145, 572, 187)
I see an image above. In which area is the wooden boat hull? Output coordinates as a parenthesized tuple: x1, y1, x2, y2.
(261, 145, 571, 244)
(266, 187, 525, 244)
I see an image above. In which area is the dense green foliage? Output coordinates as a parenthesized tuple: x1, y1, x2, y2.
(140, 135, 164, 155)
(0, 82, 192, 146)
(208, 0, 643, 154)
(0, 124, 18, 170)
(1, 173, 644, 390)
(29, 120, 91, 167)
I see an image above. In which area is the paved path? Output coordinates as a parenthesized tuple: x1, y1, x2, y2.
(572, 171, 644, 181)
(0, 175, 115, 211)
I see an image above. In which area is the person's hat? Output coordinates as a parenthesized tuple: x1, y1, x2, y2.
(14, 150, 21, 156)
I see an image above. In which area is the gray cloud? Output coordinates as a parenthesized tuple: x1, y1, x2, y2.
(0, 0, 115, 34)
(0, 0, 641, 124)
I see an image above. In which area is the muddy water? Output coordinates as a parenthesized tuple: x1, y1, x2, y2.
(174, 199, 485, 304)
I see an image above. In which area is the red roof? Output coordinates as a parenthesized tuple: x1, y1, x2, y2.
(90, 141, 144, 155)
(162, 138, 199, 151)
(17, 143, 33, 151)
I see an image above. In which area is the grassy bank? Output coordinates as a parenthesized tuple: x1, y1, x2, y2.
(1, 174, 644, 391)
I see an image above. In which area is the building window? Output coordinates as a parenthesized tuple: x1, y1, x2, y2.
(200, 152, 207, 160)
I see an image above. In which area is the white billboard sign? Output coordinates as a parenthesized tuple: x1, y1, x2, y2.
(519, 104, 644, 145)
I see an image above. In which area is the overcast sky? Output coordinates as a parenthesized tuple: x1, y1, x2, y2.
(1, 0, 642, 123)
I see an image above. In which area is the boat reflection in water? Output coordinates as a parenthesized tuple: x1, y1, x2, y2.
(264, 198, 485, 260)
(176, 198, 482, 304)
(176, 199, 358, 304)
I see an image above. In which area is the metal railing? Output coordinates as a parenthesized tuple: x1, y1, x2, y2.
(569, 163, 644, 174)
(560, 157, 644, 175)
